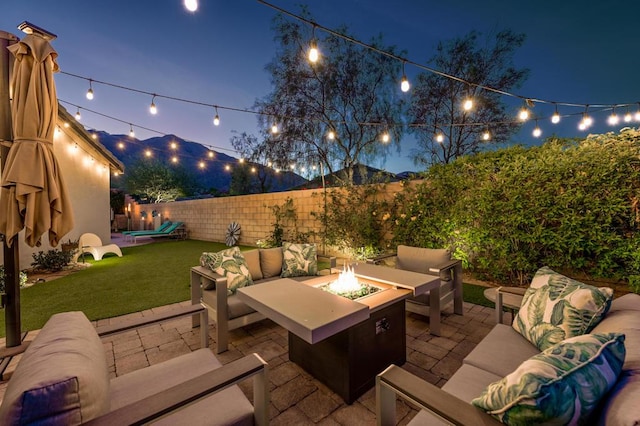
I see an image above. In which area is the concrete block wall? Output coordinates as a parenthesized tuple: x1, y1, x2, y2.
(128, 181, 407, 250)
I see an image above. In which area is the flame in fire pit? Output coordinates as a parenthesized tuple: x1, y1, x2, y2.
(329, 265, 361, 294)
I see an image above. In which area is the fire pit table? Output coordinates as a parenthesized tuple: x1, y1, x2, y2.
(237, 264, 440, 403)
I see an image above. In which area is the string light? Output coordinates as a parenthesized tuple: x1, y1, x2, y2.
(608, 107, 619, 126)
(198, 161, 205, 169)
(75, 108, 81, 121)
(213, 107, 220, 126)
(91, 133, 97, 140)
(271, 123, 279, 134)
(117, 142, 125, 149)
(239, 158, 245, 163)
(326, 129, 336, 140)
(551, 104, 560, 124)
(149, 95, 157, 115)
(86, 79, 94, 100)
(184, 0, 198, 12)
(170, 141, 178, 150)
(171, 156, 179, 163)
(225, 164, 231, 171)
(400, 61, 410, 93)
(532, 120, 542, 138)
(518, 106, 530, 121)
(308, 25, 319, 63)
(462, 90, 473, 111)
(581, 106, 593, 128)
(435, 132, 444, 143)
(208, 150, 215, 158)
(635, 104, 640, 121)
(482, 128, 491, 141)
(251, 166, 257, 173)
(145, 149, 152, 157)
(129, 124, 135, 138)
(624, 109, 633, 123)
(381, 131, 390, 143)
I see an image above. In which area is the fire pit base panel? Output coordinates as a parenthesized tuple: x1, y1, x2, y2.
(288, 299, 406, 404)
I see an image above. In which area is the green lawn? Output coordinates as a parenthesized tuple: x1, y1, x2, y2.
(0, 240, 493, 337)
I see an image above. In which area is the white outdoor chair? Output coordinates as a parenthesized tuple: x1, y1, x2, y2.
(76, 233, 123, 261)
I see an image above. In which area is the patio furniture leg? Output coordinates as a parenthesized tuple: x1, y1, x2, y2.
(199, 308, 209, 349)
(453, 262, 464, 315)
(429, 286, 442, 336)
(190, 268, 202, 328)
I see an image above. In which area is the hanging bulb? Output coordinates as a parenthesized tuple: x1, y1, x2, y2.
(308, 25, 319, 63)
(149, 95, 157, 115)
(145, 149, 152, 157)
(225, 164, 231, 171)
(635, 105, 640, 121)
(213, 107, 220, 126)
(381, 132, 390, 143)
(583, 115, 593, 127)
(117, 142, 125, 149)
(400, 61, 410, 92)
(129, 124, 135, 138)
(208, 150, 215, 158)
(198, 161, 205, 169)
(551, 104, 560, 124)
(239, 158, 245, 164)
(608, 111, 620, 126)
(171, 156, 178, 163)
(532, 121, 542, 138)
(463, 98, 473, 111)
(518, 107, 529, 121)
(251, 167, 257, 173)
(327, 129, 336, 140)
(75, 108, 81, 121)
(170, 141, 178, 150)
(184, 0, 198, 12)
(435, 132, 444, 143)
(578, 121, 587, 131)
(624, 111, 633, 122)
(271, 123, 279, 134)
(91, 133, 97, 140)
(86, 80, 94, 100)
(482, 129, 491, 141)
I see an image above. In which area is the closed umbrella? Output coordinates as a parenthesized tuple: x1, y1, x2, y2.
(0, 32, 74, 248)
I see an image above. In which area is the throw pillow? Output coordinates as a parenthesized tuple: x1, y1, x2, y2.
(513, 266, 613, 351)
(472, 333, 626, 425)
(281, 242, 317, 278)
(200, 246, 253, 295)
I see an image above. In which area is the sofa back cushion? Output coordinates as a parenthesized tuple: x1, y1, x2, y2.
(512, 266, 613, 351)
(0, 311, 110, 425)
(396, 246, 450, 274)
(260, 247, 283, 278)
(200, 247, 254, 295)
(243, 249, 263, 281)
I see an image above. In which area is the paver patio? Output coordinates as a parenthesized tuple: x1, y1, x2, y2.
(0, 298, 505, 424)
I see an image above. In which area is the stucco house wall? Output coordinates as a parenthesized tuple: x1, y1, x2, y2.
(1, 106, 124, 268)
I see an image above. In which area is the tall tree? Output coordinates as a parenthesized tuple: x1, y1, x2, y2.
(124, 159, 195, 203)
(232, 10, 405, 185)
(409, 30, 529, 166)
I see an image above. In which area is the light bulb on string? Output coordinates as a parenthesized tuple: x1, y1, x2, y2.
(583, 106, 593, 128)
(462, 98, 473, 111)
(327, 129, 336, 140)
(532, 120, 542, 138)
(239, 158, 245, 164)
(208, 150, 214, 158)
(381, 131, 390, 143)
(624, 109, 633, 123)
(518, 107, 529, 121)
(117, 142, 125, 149)
(213, 107, 220, 126)
(75, 108, 81, 121)
(170, 141, 178, 150)
(400, 61, 410, 93)
(308, 25, 319, 63)
(149, 95, 157, 115)
(608, 106, 619, 126)
(271, 123, 279, 134)
(435, 132, 444, 143)
(184, 0, 198, 12)
(551, 104, 561, 124)
(635, 103, 640, 121)
(482, 128, 491, 141)
(171, 156, 178, 164)
(86, 79, 94, 100)
(198, 161, 205, 169)
(91, 133, 97, 140)
(129, 124, 135, 138)
(251, 167, 257, 173)
(145, 149, 152, 157)
(225, 164, 231, 171)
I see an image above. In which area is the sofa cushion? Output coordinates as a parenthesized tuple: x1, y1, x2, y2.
(260, 247, 283, 278)
(200, 247, 253, 295)
(243, 249, 263, 281)
(396, 245, 450, 274)
(201, 290, 257, 320)
(590, 293, 640, 425)
(463, 324, 540, 378)
(110, 348, 254, 426)
(0, 311, 110, 425)
(281, 242, 318, 278)
(512, 266, 613, 351)
(471, 333, 626, 425)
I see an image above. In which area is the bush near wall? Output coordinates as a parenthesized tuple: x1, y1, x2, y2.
(392, 129, 640, 287)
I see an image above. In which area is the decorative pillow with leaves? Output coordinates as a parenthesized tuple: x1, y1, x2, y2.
(472, 333, 626, 425)
(281, 242, 317, 278)
(200, 246, 253, 295)
(513, 266, 613, 351)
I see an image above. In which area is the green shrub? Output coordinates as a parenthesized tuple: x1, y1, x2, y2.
(31, 249, 74, 272)
(0, 266, 28, 293)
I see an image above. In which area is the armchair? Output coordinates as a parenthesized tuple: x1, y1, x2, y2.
(368, 245, 463, 336)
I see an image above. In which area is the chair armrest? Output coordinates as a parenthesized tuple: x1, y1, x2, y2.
(497, 286, 526, 296)
(190, 266, 228, 292)
(428, 258, 461, 275)
(318, 255, 337, 269)
(96, 304, 205, 338)
(85, 353, 269, 426)
(376, 365, 501, 426)
(366, 252, 397, 265)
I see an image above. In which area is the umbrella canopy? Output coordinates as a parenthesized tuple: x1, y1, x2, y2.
(0, 33, 73, 247)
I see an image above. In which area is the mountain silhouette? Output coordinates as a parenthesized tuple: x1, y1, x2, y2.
(96, 131, 307, 193)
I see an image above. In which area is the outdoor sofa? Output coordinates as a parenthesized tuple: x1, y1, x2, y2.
(376, 267, 640, 425)
(0, 305, 269, 425)
(191, 243, 336, 353)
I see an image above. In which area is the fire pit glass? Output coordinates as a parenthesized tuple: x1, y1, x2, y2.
(321, 265, 382, 301)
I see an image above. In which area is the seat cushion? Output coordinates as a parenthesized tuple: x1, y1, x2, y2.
(396, 245, 450, 273)
(463, 324, 540, 377)
(281, 242, 317, 277)
(243, 249, 263, 281)
(0, 311, 110, 425)
(471, 333, 626, 425)
(202, 289, 256, 320)
(259, 247, 283, 278)
(200, 247, 254, 295)
(110, 349, 253, 426)
(512, 266, 613, 351)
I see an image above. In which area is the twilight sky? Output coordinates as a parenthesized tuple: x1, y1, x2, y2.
(3, 0, 640, 173)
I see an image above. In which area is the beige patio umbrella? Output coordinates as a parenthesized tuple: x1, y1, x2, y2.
(0, 32, 74, 248)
